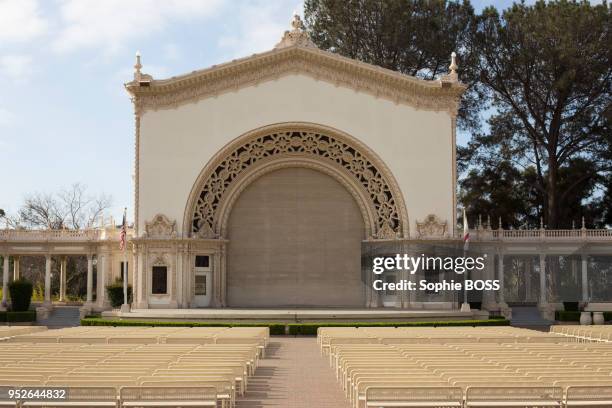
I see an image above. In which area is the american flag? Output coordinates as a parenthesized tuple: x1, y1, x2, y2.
(119, 208, 127, 251)
(462, 207, 470, 252)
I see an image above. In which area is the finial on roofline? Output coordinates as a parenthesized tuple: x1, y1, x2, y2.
(291, 13, 305, 30)
(441, 51, 459, 84)
(275, 13, 316, 49)
(450, 52, 458, 76)
(132, 50, 153, 84)
(134, 51, 142, 81)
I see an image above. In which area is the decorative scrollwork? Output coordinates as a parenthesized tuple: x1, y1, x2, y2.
(416, 214, 448, 238)
(191, 130, 403, 239)
(145, 214, 177, 239)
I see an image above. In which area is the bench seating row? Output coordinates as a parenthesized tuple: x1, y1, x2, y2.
(0, 326, 269, 408)
(318, 327, 612, 408)
(551, 325, 612, 342)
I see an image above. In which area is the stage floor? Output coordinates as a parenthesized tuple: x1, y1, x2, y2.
(102, 308, 489, 322)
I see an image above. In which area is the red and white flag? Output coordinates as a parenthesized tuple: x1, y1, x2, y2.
(463, 207, 470, 252)
(119, 208, 127, 251)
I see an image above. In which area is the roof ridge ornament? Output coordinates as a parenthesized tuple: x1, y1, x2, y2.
(441, 51, 459, 84)
(133, 51, 153, 84)
(275, 14, 316, 49)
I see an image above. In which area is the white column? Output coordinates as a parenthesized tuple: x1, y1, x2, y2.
(581, 254, 589, 302)
(86, 254, 93, 304)
(176, 247, 183, 308)
(538, 253, 547, 306)
(498, 253, 506, 306)
(44, 254, 52, 307)
(59, 257, 67, 302)
(524, 258, 532, 302)
(96, 254, 105, 308)
(13, 256, 20, 280)
(1, 255, 8, 309)
(482, 251, 496, 309)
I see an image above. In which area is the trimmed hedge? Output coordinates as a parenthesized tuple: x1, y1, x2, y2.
(287, 319, 511, 336)
(81, 318, 286, 335)
(0, 310, 36, 322)
(556, 310, 612, 322)
(8, 279, 33, 312)
(80, 318, 508, 336)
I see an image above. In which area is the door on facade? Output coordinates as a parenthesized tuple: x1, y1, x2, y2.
(194, 255, 212, 307)
(381, 271, 400, 307)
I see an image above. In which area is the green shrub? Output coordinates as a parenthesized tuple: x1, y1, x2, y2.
(80, 318, 507, 336)
(557, 310, 612, 322)
(80, 318, 285, 334)
(8, 279, 33, 312)
(555, 311, 581, 321)
(31, 283, 45, 302)
(563, 302, 580, 312)
(0, 310, 36, 322)
(287, 319, 511, 335)
(106, 281, 133, 308)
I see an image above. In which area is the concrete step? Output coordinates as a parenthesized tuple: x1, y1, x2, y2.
(38, 306, 81, 328)
(511, 306, 552, 327)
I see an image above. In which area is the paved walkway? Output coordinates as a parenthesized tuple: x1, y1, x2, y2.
(38, 305, 81, 328)
(236, 337, 349, 408)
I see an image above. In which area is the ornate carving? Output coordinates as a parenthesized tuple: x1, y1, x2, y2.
(416, 214, 448, 238)
(191, 130, 404, 240)
(151, 253, 168, 266)
(144, 214, 177, 239)
(126, 47, 465, 116)
(275, 15, 316, 49)
(194, 219, 216, 239)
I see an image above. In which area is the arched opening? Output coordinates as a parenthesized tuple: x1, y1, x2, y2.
(226, 167, 365, 307)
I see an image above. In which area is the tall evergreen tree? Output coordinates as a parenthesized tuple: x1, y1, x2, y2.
(468, 0, 611, 228)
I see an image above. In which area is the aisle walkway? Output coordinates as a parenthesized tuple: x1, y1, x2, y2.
(236, 337, 350, 408)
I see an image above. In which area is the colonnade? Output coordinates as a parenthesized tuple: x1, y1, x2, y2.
(0, 253, 96, 311)
(484, 252, 593, 319)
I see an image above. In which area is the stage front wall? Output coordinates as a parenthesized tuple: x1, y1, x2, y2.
(227, 167, 365, 307)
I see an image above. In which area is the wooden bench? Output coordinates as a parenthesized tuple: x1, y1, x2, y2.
(364, 386, 462, 408)
(20, 386, 118, 407)
(465, 386, 563, 407)
(120, 386, 217, 407)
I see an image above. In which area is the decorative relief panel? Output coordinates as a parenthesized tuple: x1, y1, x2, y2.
(191, 130, 403, 239)
(416, 214, 448, 238)
(151, 253, 169, 266)
(145, 214, 177, 239)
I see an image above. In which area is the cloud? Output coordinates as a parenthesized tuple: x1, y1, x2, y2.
(0, 107, 15, 126)
(217, 0, 303, 58)
(53, 0, 225, 54)
(0, 0, 48, 43)
(0, 55, 33, 81)
(163, 43, 181, 61)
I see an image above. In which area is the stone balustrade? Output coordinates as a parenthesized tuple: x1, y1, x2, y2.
(466, 228, 612, 242)
(0, 228, 132, 242)
(1, 227, 611, 243)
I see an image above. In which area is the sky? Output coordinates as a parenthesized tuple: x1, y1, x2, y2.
(0, 0, 551, 222)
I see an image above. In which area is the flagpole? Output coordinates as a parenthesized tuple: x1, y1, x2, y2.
(460, 207, 471, 312)
(120, 207, 130, 313)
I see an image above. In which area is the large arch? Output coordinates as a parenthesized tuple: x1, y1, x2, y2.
(183, 122, 409, 240)
(226, 166, 366, 307)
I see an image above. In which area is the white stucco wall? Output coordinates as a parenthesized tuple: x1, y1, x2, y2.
(138, 74, 454, 238)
